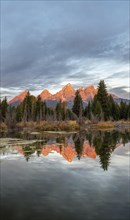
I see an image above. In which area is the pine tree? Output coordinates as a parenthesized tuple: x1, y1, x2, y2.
(72, 90, 83, 118)
(29, 95, 36, 120)
(62, 101, 67, 120)
(6, 106, 16, 130)
(35, 96, 43, 122)
(120, 101, 127, 120)
(56, 101, 63, 121)
(1, 97, 8, 121)
(22, 91, 30, 121)
(96, 80, 109, 120)
(84, 101, 91, 120)
(91, 95, 102, 120)
(16, 105, 23, 122)
(108, 95, 114, 119)
(65, 109, 73, 120)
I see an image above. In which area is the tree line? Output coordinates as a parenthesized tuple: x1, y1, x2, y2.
(0, 80, 130, 126)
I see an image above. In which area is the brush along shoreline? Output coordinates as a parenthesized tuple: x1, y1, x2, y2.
(0, 120, 130, 132)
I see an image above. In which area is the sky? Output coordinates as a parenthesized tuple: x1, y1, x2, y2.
(1, 0, 130, 100)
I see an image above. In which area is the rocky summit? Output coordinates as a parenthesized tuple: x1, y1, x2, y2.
(9, 83, 128, 107)
(9, 90, 29, 105)
(9, 84, 98, 106)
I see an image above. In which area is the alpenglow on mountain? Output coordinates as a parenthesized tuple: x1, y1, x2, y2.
(9, 84, 97, 106)
(8, 83, 127, 107)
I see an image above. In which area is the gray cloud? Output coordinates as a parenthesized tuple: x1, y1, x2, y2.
(1, 0, 129, 100)
(106, 71, 129, 79)
(109, 86, 130, 99)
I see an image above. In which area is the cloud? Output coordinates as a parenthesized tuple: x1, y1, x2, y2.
(106, 71, 129, 79)
(1, 0, 129, 99)
(109, 86, 130, 99)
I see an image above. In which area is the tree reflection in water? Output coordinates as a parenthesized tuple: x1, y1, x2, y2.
(1, 130, 130, 171)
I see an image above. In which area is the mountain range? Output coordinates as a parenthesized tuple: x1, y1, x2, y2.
(8, 83, 129, 107)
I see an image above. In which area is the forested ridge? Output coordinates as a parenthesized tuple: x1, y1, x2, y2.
(0, 81, 130, 127)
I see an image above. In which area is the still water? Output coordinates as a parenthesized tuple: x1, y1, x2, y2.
(0, 130, 130, 220)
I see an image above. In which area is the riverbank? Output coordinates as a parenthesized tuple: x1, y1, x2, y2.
(0, 121, 80, 132)
(90, 121, 130, 130)
(0, 120, 130, 133)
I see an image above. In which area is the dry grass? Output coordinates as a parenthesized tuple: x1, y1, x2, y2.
(17, 121, 36, 128)
(16, 120, 79, 132)
(92, 120, 130, 129)
(91, 121, 115, 129)
(35, 120, 79, 131)
(2, 120, 130, 132)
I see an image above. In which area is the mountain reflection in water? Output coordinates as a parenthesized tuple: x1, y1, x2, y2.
(1, 130, 130, 171)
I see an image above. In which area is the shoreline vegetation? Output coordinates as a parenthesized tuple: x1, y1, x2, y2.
(0, 120, 130, 133)
(0, 80, 130, 132)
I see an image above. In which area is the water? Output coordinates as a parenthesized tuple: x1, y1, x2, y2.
(0, 130, 130, 220)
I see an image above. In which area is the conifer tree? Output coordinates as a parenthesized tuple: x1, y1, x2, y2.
(56, 101, 63, 121)
(91, 95, 102, 120)
(16, 105, 23, 122)
(84, 101, 91, 120)
(35, 96, 43, 121)
(1, 97, 8, 121)
(6, 106, 16, 130)
(120, 101, 127, 120)
(72, 90, 83, 118)
(96, 80, 109, 120)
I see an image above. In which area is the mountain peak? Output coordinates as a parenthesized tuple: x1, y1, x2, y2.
(51, 83, 75, 101)
(85, 85, 95, 91)
(40, 89, 51, 95)
(79, 87, 85, 91)
(62, 83, 75, 99)
(9, 90, 28, 105)
(62, 83, 74, 90)
(40, 89, 52, 100)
